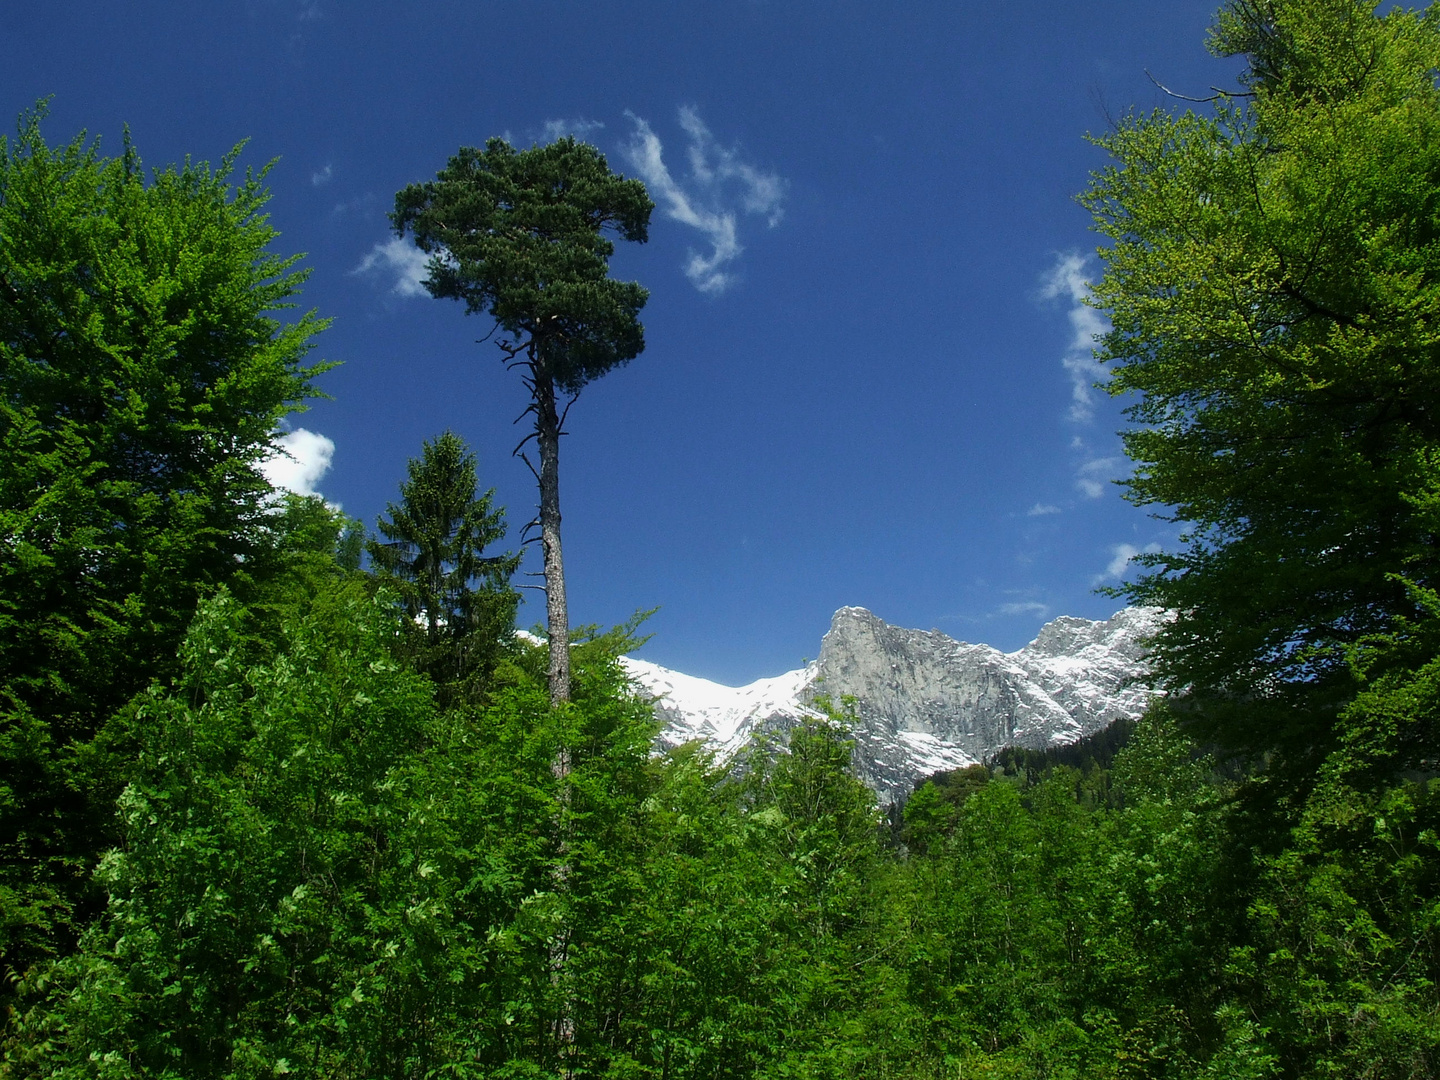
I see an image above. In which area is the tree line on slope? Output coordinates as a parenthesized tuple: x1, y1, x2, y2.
(4, 0, 1440, 1073)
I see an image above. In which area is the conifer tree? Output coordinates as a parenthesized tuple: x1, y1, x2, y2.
(367, 431, 519, 700)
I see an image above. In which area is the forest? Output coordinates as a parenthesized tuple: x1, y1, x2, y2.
(2, 0, 1439, 1076)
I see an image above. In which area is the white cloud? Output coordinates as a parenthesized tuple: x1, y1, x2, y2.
(541, 117, 606, 142)
(998, 601, 1050, 618)
(676, 107, 786, 225)
(621, 107, 787, 294)
(261, 428, 335, 501)
(1105, 543, 1141, 580)
(311, 163, 333, 186)
(1094, 542, 1162, 585)
(1041, 252, 1111, 423)
(1027, 503, 1062, 517)
(353, 237, 431, 298)
(1076, 455, 1124, 499)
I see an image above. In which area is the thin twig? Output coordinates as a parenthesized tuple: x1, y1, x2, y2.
(474, 319, 501, 346)
(557, 390, 580, 432)
(1145, 69, 1255, 103)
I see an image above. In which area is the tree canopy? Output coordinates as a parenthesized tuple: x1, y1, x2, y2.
(1083, 0, 1440, 775)
(0, 106, 330, 978)
(393, 137, 651, 394)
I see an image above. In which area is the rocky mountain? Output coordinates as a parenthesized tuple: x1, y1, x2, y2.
(620, 606, 1165, 805)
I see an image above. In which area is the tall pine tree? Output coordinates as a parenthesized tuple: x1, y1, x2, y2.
(392, 137, 652, 706)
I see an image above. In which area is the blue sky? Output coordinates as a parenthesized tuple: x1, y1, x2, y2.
(6, 1, 1241, 684)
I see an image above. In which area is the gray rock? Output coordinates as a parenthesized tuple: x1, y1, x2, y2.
(622, 605, 1165, 805)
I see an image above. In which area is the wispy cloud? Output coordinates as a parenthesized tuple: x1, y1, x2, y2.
(261, 428, 335, 503)
(330, 193, 379, 219)
(1027, 503, 1062, 517)
(1093, 542, 1162, 585)
(311, 163, 333, 186)
(353, 237, 431, 298)
(1041, 252, 1110, 423)
(1104, 544, 1141, 580)
(621, 107, 787, 294)
(1075, 454, 1124, 499)
(998, 600, 1050, 618)
(541, 117, 606, 142)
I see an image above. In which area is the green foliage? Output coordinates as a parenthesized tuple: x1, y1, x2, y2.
(1069, 8, 1440, 1061)
(393, 135, 655, 705)
(1247, 779, 1440, 1078)
(3, 586, 649, 1078)
(1082, 0, 1440, 773)
(1055, 6, 1440, 1063)
(902, 764, 991, 854)
(8, 593, 1437, 1078)
(366, 431, 519, 703)
(392, 137, 652, 394)
(241, 495, 369, 632)
(0, 104, 329, 981)
(991, 717, 1137, 792)
(8, 18, 1440, 1071)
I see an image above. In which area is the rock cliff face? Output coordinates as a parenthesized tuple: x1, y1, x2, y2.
(621, 606, 1164, 805)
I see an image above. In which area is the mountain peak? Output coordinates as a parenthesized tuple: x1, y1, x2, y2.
(624, 606, 1161, 804)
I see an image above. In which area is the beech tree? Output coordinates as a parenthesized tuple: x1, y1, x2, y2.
(0, 107, 328, 980)
(1082, 0, 1440, 774)
(392, 138, 652, 706)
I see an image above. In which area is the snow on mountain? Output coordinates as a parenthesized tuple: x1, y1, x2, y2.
(621, 606, 1164, 804)
(620, 657, 816, 758)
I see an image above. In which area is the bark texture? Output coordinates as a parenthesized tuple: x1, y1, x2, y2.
(535, 368, 572, 712)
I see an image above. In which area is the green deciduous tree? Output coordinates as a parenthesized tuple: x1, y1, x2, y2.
(366, 431, 519, 703)
(0, 106, 328, 981)
(1077, 9, 1440, 1062)
(4, 584, 546, 1078)
(392, 137, 653, 707)
(1082, 0, 1440, 774)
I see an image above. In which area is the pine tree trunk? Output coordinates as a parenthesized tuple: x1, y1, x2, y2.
(535, 369, 572, 712)
(535, 360, 575, 1072)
